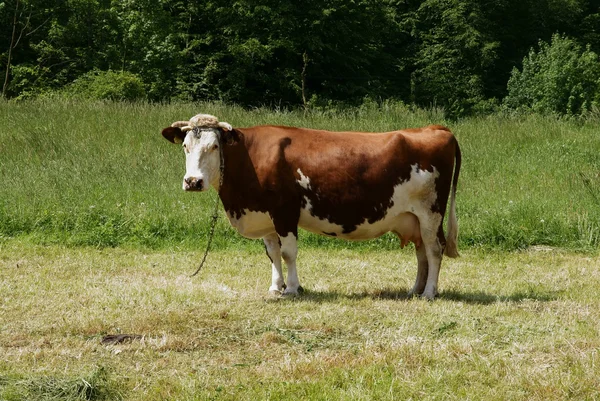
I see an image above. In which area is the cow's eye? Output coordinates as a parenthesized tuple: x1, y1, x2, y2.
(183, 144, 188, 152)
(212, 144, 219, 151)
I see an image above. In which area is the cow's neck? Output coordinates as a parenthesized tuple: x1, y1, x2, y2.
(216, 133, 265, 217)
(217, 136, 245, 206)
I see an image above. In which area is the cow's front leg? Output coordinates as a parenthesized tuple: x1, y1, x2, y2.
(263, 233, 285, 294)
(279, 232, 303, 296)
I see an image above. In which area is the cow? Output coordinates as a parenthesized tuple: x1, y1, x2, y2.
(161, 114, 461, 299)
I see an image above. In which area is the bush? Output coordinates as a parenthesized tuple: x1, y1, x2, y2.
(65, 70, 146, 101)
(504, 34, 600, 116)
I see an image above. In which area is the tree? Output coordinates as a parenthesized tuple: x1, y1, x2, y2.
(1, 0, 600, 110)
(112, 0, 179, 100)
(175, 0, 406, 106)
(1, 0, 55, 97)
(504, 34, 600, 115)
(0, 0, 123, 97)
(406, 0, 500, 118)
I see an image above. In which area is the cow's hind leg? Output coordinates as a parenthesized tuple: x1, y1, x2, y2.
(279, 232, 303, 296)
(408, 245, 428, 297)
(263, 233, 285, 294)
(418, 215, 445, 300)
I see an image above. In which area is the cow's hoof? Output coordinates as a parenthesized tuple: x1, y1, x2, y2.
(282, 286, 304, 297)
(269, 283, 286, 296)
(421, 290, 437, 300)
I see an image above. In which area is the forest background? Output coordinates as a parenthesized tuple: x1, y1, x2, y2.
(4, 0, 600, 119)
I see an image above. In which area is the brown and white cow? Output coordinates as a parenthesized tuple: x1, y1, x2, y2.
(162, 114, 461, 299)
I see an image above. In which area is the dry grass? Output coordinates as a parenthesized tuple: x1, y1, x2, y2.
(1, 240, 600, 400)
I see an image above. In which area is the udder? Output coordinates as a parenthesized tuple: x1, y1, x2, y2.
(394, 213, 422, 249)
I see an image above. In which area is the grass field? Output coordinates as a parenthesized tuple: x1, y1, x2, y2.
(0, 98, 599, 250)
(1, 99, 599, 399)
(1, 241, 600, 400)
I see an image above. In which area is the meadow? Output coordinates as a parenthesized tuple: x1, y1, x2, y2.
(1, 244, 600, 400)
(1, 99, 600, 400)
(0, 98, 599, 251)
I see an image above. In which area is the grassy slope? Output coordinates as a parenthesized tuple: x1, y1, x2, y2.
(455, 114, 600, 249)
(1, 242, 599, 400)
(0, 99, 598, 251)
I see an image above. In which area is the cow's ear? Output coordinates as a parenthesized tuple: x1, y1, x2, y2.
(162, 127, 187, 144)
(221, 128, 240, 145)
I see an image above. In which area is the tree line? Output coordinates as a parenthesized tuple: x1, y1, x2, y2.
(2, 0, 600, 117)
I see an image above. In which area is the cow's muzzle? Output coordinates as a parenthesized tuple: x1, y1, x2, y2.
(183, 177, 204, 191)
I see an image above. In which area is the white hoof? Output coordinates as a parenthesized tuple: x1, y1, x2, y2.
(269, 283, 286, 294)
(282, 285, 304, 297)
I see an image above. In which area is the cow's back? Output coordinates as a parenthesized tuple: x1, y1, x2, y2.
(238, 123, 454, 170)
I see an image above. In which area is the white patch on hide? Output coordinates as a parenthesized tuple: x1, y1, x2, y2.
(303, 196, 313, 212)
(298, 163, 441, 240)
(296, 168, 311, 190)
(225, 209, 275, 239)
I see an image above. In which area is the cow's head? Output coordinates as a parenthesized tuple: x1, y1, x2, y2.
(162, 114, 232, 192)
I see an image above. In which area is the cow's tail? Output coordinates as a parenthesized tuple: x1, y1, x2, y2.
(444, 138, 461, 258)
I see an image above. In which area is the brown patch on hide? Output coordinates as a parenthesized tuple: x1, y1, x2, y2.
(214, 124, 458, 241)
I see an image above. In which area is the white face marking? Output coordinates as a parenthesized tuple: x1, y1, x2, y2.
(182, 128, 221, 191)
(298, 163, 440, 240)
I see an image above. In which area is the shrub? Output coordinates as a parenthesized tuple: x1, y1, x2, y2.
(504, 34, 600, 116)
(66, 70, 146, 101)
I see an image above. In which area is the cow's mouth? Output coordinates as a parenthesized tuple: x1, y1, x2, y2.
(183, 177, 205, 191)
(183, 186, 203, 192)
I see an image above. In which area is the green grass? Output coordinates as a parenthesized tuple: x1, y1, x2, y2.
(0, 98, 599, 250)
(2, 99, 599, 398)
(1, 241, 599, 400)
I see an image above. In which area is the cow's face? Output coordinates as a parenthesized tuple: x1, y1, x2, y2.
(162, 127, 222, 192)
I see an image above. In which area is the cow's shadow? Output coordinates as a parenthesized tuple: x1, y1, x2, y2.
(287, 287, 558, 305)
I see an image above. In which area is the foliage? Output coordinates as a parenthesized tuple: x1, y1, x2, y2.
(504, 34, 600, 115)
(64, 69, 146, 101)
(2, 0, 600, 116)
(407, 0, 500, 118)
(174, 0, 403, 106)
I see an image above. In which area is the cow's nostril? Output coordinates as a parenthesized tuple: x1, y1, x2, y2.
(184, 177, 203, 190)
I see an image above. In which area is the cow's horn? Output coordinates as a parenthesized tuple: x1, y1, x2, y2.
(172, 114, 232, 131)
(171, 121, 190, 128)
(218, 121, 233, 131)
(170, 121, 193, 132)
